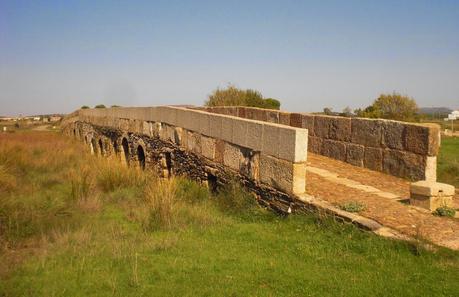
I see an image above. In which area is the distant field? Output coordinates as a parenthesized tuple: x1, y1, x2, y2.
(438, 136, 459, 188)
(1, 131, 459, 297)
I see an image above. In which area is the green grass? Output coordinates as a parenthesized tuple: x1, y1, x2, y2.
(437, 136, 459, 188)
(1, 131, 459, 297)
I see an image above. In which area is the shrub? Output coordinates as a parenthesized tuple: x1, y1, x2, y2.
(340, 201, 366, 213)
(205, 84, 281, 110)
(144, 179, 176, 230)
(355, 92, 419, 121)
(433, 206, 456, 217)
(95, 104, 106, 109)
(80, 105, 90, 109)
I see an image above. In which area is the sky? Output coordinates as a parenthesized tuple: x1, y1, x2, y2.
(1, 0, 458, 116)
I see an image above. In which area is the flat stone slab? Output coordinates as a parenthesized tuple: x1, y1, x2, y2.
(410, 180, 455, 197)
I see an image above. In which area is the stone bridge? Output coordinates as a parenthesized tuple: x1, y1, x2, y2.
(62, 105, 440, 208)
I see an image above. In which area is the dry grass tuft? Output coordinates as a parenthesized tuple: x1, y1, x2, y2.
(144, 178, 177, 230)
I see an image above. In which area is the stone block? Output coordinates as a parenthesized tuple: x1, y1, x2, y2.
(382, 149, 425, 180)
(425, 156, 437, 182)
(267, 110, 280, 123)
(246, 121, 263, 151)
(237, 107, 247, 118)
(329, 117, 351, 142)
(351, 118, 382, 147)
(308, 136, 323, 154)
(214, 139, 225, 163)
(346, 143, 364, 167)
(189, 110, 201, 132)
(290, 113, 302, 127)
(186, 131, 201, 154)
(162, 107, 177, 126)
(381, 120, 405, 150)
(262, 124, 280, 158)
(246, 108, 256, 120)
(209, 114, 223, 139)
(232, 118, 248, 147)
(223, 142, 244, 171)
(364, 147, 383, 171)
(410, 181, 455, 211)
(314, 115, 332, 138)
(175, 108, 188, 128)
(322, 139, 346, 161)
(199, 113, 210, 136)
(253, 109, 267, 122)
(300, 114, 315, 136)
(221, 116, 234, 143)
(201, 135, 216, 160)
(278, 127, 308, 162)
(173, 127, 183, 145)
(259, 154, 306, 194)
(405, 123, 440, 156)
(279, 112, 290, 125)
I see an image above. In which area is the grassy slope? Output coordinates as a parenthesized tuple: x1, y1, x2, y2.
(1, 132, 459, 297)
(437, 137, 459, 188)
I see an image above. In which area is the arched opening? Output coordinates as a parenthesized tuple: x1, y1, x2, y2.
(84, 135, 88, 144)
(90, 138, 97, 155)
(73, 129, 76, 137)
(121, 138, 130, 166)
(98, 139, 104, 156)
(113, 139, 119, 155)
(137, 145, 146, 170)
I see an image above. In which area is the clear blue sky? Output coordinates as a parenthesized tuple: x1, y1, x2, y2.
(1, 0, 458, 116)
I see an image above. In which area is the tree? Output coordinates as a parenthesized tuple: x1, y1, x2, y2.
(205, 84, 281, 110)
(356, 92, 419, 121)
(323, 107, 333, 115)
(81, 105, 90, 109)
(111, 105, 121, 108)
(341, 106, 353, 117)
(95, 104, 106, 109)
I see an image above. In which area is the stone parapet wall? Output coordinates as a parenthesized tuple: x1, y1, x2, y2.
(195, 106, 440, 181)
(63, 106, 308, 196)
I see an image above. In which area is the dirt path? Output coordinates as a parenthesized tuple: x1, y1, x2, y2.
(306, 153, 459, 250)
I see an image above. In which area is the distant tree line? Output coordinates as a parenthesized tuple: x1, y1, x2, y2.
(80, 104, 121, 109)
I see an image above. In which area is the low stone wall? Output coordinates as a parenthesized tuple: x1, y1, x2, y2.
(61, 106, 308, 199)
(195, 106, 440, 181)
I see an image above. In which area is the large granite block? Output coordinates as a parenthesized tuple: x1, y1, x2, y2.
(382, 120, 405, 150)
(262, 124, 280, 158)
(364, 147, 383, 171)
(405, 123, 440, 156)
(260, 154, 306, 194)
(279, 112, 290, 125)
(346, 143, 364, 167)
(308, 136, 323, 154)
(329, 117, 351, 142)
(267, 110, 280, 123)
(232, 118, 248, 147)
(314, 115, 333, 138)
(278, 127, 308, 162)
(383, 149, 425, 181)
(322, 139, 346, 161)
(246, 121, 263, 151)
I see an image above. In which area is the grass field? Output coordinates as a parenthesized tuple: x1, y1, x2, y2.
(437, 136, 459, 188)
(1, 131, 459, 297)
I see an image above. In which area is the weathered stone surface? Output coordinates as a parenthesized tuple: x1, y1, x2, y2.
(232, 119, 248, 147)
(267, 110, 280, 123)
(186, 131, 201, 154)
(410, 194, 453, 211)
(260, 154, 306, 194)
(199, 113, 210, 136)
(410, 180, 455, 196)
(301, 114, 315, 136)
(223, 142, 244, 171)
(201, 135, 216, 160)
(329, 117, 351, 142)
(246, 121, 263, 151)
(383, 149, 425, 181)
(322, 139, 346, 161)
(308, 136, 323, 154)
(351, 118, 382, 147)
(289, 113, 302, 127)
(405, 123, 440, 156)
(346, 143, 364, 167)
(221, 116, 233, 143)
(425, 156, 437, 182)
(262, 124, 280, 158)
(279, 112, 290, 125)
(214, 139, 225, 163)
(278, 127, 308, 163)
(209, 114, 222, 139)
(253, 109, 268, 122)
(314, 115, 332, 139)
(237, 107, 247, 118)
(364, 147, 383, 171)
(382, 120, 405, 150)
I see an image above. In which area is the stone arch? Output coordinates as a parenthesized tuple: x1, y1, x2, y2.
(121, 137, 130, 166)
(113, 139, 120, 156)
(137, 145, 146, 170)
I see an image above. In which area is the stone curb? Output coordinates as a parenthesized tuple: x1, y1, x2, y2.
(295, 194, 414, 243)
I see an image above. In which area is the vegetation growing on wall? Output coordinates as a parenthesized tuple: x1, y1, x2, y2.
(205, 84, 281, 110)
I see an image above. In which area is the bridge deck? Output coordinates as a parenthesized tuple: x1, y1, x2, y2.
(306, 153, 459, 250)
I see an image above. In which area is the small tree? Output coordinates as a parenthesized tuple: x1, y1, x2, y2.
(323, 107, 333, 115)
(81, 105, 90, 109)
(356, 92, 419, 121)
(95, 104, 106, 109)
(263, 98, 281, 110)
(111, 105, 121, 108)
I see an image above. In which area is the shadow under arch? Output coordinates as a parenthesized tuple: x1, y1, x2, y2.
(137, 145, 146, 170)
(121, 137, 130, 166)
(98, 139, 104, 156)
